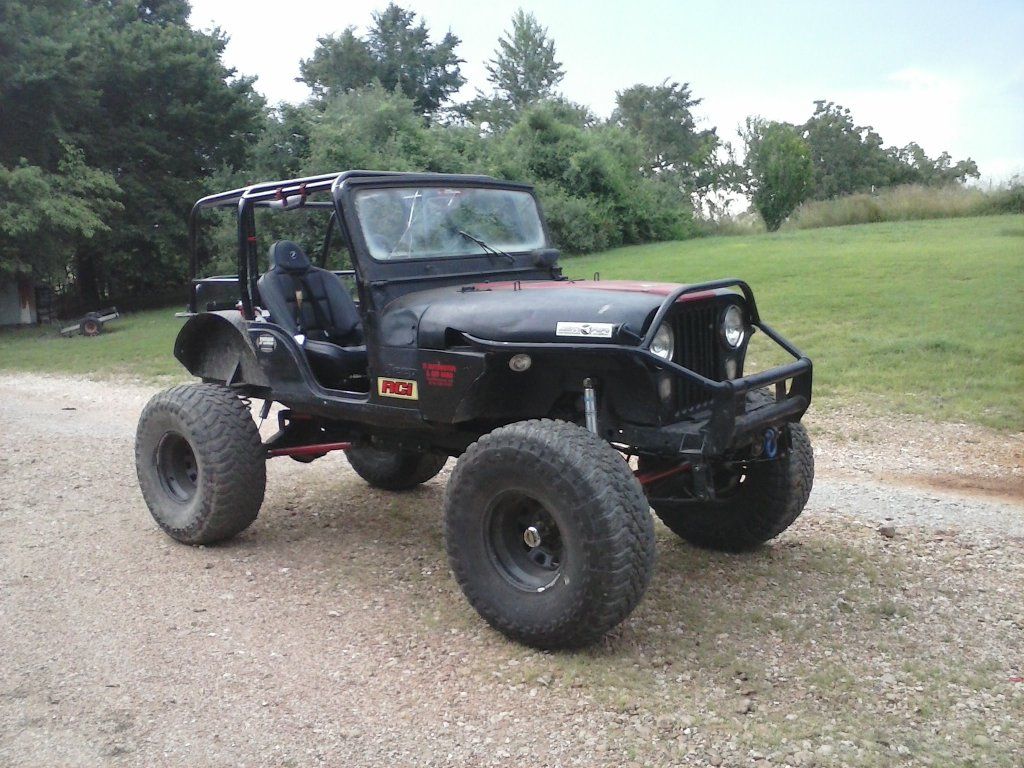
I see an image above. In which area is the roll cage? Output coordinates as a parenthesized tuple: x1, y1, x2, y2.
(186, 170, 550, 319)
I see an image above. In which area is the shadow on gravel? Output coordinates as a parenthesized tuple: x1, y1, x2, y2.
(213, 460, 897, 666)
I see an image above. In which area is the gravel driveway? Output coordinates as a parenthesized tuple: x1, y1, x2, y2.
(1, 374, 1021, 767)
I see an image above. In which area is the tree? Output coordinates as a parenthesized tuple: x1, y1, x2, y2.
(613, 81, 713, 175)
(799, 101, 893, 199)
(246, 104, 316, 180)
(71, 2, 264, 301)
(743, 119, 814, 231)
(800, 101, 980, 198)
(0, 0, 265, 302)
(486, 10, 564, 110)
(464, 10, 565, 131)
(305, 85, 486, 177)
(0, 0, 92, 170)
(297, 29, 376, 100)
(611, 80, 738, 210)
(0, 146, 121, 281)
(888, 142, 980, 186)
(299, 4, 465, 118)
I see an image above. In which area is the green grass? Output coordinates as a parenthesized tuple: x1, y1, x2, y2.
(0, 308, 187, 381)
(566, 214, 1024, 430)
(2, 214, 1021, 429)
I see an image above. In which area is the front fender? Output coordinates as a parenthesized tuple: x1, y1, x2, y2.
(174, 312, 270, 387)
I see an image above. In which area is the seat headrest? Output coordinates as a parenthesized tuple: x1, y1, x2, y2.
(269, 240, 310, 273)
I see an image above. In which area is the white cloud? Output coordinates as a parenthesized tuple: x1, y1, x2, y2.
(833, 68, 967, 154)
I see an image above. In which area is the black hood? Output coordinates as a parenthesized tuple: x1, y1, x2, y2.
(378, 279, 697, 348)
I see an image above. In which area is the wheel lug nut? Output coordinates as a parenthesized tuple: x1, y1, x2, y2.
(523, 525, 542, 548)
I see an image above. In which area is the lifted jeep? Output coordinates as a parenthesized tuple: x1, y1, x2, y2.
(135, 170, 814, 648)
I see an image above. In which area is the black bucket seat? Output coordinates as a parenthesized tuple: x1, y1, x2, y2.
(257, 241, 367, 383)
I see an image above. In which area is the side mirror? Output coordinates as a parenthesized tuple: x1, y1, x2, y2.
(532, 248, 560, 268)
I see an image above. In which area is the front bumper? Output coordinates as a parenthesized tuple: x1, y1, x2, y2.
(616, 278, 812, 458)
(615, 382, 809, 459)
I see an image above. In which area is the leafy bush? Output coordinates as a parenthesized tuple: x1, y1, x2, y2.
(984, 177, 1024, 214)
(533, 186, 615, 253)
(490, 104, 692, 253)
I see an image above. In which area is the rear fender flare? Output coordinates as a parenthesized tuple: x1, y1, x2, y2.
(174, 312, 270, 387)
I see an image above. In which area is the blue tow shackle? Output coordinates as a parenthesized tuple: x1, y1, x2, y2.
(763, 428, 778, 459)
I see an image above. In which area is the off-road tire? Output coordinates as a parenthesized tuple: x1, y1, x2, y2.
(648, 420, 814, 552)
(135, 384, 266, 544)
(345, 446, 447, 491)
(444, 419, 656, 649)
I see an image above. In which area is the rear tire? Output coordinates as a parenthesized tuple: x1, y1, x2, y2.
(444, 419, 656, 649)
(135, 384, 266, 544)
(345, 446, 447, 491)
(648, 422, 814, 552)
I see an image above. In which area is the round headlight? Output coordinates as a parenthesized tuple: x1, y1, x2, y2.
(722, 305, 745, 348)
(651, 322, 675, 360)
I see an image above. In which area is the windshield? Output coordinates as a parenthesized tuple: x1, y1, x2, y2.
(353, 186, 546, 261)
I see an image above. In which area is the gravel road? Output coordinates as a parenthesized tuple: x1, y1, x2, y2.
(2, 373, 1021, 767)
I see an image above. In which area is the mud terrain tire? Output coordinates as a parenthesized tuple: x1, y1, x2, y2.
(444, 419, 656, 649)
(345, 447, 447, 491)
(135, 384, 265, 544)
(648, 420, 814, 552)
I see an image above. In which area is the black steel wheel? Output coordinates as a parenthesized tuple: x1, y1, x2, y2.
(155, 432, 199, 503)
(445, 419, 656, 649)
(80, 317, 102, 336)
(485, 491, 565, 591)
(136, 384, 266, 544)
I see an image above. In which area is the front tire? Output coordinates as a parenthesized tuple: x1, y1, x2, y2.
(135, 384, 266, 544)
(444, 419, 656, 649)
(345, 446, 447, 491)
(647, 422, 814, 552)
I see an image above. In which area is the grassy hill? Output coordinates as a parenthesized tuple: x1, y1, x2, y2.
(566, 215, 1023, 429)
(2, 214, 1021, 429)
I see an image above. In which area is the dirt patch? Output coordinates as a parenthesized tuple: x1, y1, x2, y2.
(805, 405, 1024, 502)
(885, 471, 1023, 502)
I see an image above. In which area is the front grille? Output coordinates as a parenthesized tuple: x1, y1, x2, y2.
(673, 302, 721, 412)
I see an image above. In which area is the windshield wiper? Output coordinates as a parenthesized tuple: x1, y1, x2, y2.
(457, 230, 515, 264)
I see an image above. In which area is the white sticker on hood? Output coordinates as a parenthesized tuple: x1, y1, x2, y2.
(556, 321, 615, 338)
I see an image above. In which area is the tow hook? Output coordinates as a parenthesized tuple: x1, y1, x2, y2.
(764, 428, 779, 459)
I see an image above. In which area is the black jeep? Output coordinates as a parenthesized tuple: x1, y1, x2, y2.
(136, 170, 814, 648)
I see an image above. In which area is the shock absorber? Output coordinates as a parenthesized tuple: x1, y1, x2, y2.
(583, 378, 598, 434)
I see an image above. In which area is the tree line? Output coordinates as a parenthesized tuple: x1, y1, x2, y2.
(0, 1, 981, 306)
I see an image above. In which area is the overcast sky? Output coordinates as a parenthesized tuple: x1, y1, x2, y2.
(188, 0, 1024, 183)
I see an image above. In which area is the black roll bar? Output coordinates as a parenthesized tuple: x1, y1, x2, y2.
(186, 170, 503, 314)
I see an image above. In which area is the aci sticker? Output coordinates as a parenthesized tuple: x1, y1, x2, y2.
(422, 362, 457, 388)
(555, 321, 614, 338)
(377, 377, 419, 400)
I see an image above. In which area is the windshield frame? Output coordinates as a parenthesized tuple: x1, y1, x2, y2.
(351, 183, 548, 265)
(336, 177, 550, 272)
